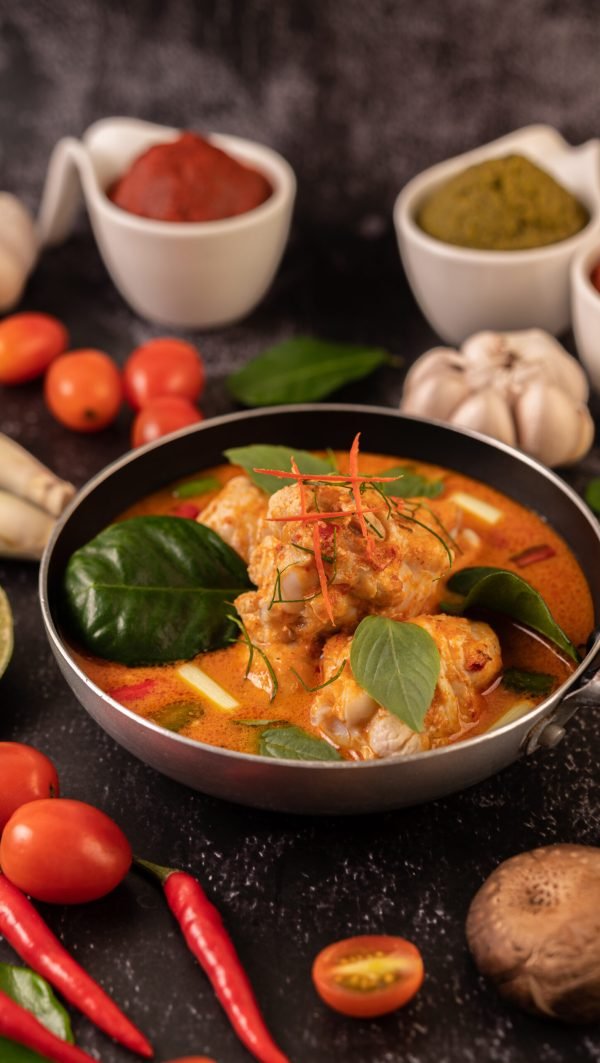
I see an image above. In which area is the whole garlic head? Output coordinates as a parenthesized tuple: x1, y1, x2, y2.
(401, 329, 595, 467)
(0, 193, 38, 312)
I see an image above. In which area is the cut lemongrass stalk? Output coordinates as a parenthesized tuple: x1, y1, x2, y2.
(487, 700, 534, 731)
(177, 662, 239, 711)
(0, 433, 75, 516)
(450, 491, 502, 525)
(0, 490, 55, 560)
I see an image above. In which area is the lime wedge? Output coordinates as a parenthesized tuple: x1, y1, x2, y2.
(0, 585, 14, 679)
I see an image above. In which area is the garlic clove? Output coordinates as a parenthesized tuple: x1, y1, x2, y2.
(0, 246, 28, 313)
(563, 406, 595, 464)
(0, 193, 38, 273)
(449, 388, 517, 447)
(503, 329, 589, 402)
(514, 382, 589, 467)
(401, 368, 472, 420)
(402, 347, 463, 393)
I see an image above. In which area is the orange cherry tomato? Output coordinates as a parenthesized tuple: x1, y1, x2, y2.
(0, 743, 60, 832)
(312, 934, 424, 1018)
(123, 338, 205, 409)
(131, 395, 203, 448)
(0, 313, 68, 385)
(44, 349, 122, 432)
(0, 798, 132, 904)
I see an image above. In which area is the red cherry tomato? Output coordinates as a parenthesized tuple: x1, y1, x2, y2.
(131, 396, 203, 448)
(44, 349, 122, 432)
(0, 313, 68, 385)
(123, 338, 205, 409)
(0, 743, 60, 832)
(312, 935, 424, 1018)
(0, 798, 132, 904)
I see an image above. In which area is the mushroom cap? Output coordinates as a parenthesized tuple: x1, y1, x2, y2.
(466, 844, 600, 1023)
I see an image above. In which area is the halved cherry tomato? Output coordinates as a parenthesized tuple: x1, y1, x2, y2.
(312, 934, 424, 1018)
(0, 743, 60, 832)
(0, 798, 132, 904)
(0, 313, 68, 384)
(131, 395, 203, 448)
(123, 338, 205, 409)
(44, 349, 122, 432)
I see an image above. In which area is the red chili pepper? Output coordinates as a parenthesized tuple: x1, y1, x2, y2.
(136, 858, 290, 1063)
(510, 544, 556, 568)
(107, 678, 157, 702)
(0, 986, 98, 1063)
(0, 873, 152, 1057)
(171, 502, 201, 519)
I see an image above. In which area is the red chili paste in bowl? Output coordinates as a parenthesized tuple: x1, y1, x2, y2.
(108, 132, 272, 222)
(591, 260, 600, 295)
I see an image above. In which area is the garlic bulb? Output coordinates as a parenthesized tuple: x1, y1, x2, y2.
(401, 329, 595, 467)
(0, 193, 38, 312)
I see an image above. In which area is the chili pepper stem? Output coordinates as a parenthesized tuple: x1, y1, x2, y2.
(133, 856, 176, 885)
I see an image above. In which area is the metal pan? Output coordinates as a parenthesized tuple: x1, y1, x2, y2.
(39, 405, 600, 814)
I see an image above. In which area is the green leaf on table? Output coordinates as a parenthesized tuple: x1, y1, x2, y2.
(227, 337, 394, 406)
(0, 963, 74, 1063)
(350, 616, 440, 732)
(259, 725, 342, 761)
(379, 465, 444, 499)
(224, 444, 333, 494)
(63, 516, 252, 665)
(447, 566, 579, 662)
(172, 477, 221, 499)
(584, 477, 600, 515)
(501, 668, 555, 697)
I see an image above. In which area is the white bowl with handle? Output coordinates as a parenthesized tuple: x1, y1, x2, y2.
(37, 117, 296, 328)
(572, 242, 600, 392)
(394, 125, 600, 344)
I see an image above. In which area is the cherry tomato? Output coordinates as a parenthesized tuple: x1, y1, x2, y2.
(44, 349, 122, 432)
(131, 396, 203, 448)
(0, 743, 60, 832)
(312, 935, 424, 1018)
(123, 338, 205, 409)
(0, 313, 68, 385)
(0, 798, 132, 904)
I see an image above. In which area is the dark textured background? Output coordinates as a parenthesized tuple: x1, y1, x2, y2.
(0, 1, 599, 1061)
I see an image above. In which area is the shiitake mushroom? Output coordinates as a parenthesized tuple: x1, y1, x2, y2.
(466, 844, 600, 1023)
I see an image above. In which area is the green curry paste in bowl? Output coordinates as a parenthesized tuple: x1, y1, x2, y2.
(417, 154, 589, 251)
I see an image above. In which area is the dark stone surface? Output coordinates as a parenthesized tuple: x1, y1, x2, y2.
(0, 2, 599, 1060)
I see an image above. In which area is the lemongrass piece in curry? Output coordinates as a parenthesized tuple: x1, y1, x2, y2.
(0, 491, 56, 560)
(0, 433, 74, 516)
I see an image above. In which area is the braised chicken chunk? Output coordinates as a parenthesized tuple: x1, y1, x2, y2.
(311, 615, 501, 759)
(197, 475, 268, 563)
(235, 481, 479, 645)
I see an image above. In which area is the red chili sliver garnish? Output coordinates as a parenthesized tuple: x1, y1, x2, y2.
(107, 679, 156, 702)
(511, 544, 556, 568)
(171, 502, 201, 519)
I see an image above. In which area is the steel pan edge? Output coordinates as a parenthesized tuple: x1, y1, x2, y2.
(40, 405, 600, 815)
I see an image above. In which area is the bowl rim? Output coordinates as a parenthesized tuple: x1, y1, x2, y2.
(79, 116, 297, 238)
(393, 124, 600, 265)
(39, 403, 600, 772)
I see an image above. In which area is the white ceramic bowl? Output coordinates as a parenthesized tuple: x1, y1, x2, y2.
(572, 243, 600, 392)
(394, 125, 600, 345)
(37, 117, 296, 328)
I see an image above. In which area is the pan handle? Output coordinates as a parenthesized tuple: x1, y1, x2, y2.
(522, 653, 600, 755)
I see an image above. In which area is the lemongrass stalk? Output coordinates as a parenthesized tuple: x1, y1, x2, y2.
(0, 433, 74, 516)
(0, 490, 55, 560)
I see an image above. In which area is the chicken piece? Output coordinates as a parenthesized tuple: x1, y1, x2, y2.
(310, 615, 501, 759)
(196, 475, 267, 562)
(236, 481, 479, 645)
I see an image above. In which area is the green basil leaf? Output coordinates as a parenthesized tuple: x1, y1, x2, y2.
(350, 616, 440, 731)
(172, 477, 221, 499)
(63, 516, 252, 665)
(447, 566, 579, 662)
(584, 477, 600, 515)
(259, 725, 342, 761)
(233, 718, 287, 727)
(227, 337, 393, 406)
(379, 465, 444, 499)
(0, 963, 74, 1063)
(224, 444, 333, 494)
(153, 701, 203, 732)
(501, 668, 555, 696)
